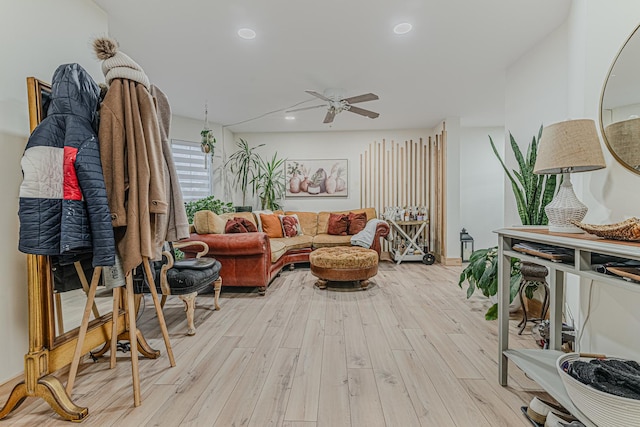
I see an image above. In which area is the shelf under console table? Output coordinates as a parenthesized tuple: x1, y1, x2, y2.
(496, 227, 640, 427)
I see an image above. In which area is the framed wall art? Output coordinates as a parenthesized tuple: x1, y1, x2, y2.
(285, 159, 348, 198)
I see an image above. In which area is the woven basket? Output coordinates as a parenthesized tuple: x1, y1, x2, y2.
(572, 217, 640, 241)
(556, 353, 640, 427)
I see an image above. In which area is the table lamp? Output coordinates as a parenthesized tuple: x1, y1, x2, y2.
(534, 119, 606, 233)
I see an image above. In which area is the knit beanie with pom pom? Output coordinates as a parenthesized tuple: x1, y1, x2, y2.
(93, 37, 149, 89)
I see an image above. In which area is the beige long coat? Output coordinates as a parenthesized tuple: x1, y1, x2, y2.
(150, 85, 189, 246)
(99, 78, 167, 273)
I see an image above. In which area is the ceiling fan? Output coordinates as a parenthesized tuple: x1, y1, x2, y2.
(288, 89, 380, 124)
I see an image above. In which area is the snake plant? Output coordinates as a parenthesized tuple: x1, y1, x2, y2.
(460, 127, 559, 320)
(489, 125, 559, 225)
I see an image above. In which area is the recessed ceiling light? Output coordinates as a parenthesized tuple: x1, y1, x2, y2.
(393, 23, 412, 35)
(285, 116, 295, 120)
(238, 28, 256, 40)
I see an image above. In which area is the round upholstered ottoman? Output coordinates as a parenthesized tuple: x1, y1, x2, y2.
(309, 246, 378, 290)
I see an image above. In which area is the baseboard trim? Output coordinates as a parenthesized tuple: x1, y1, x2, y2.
(442, 257, 462, 266)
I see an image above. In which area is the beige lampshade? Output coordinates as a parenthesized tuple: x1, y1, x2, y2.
(534, 119, 606, 174)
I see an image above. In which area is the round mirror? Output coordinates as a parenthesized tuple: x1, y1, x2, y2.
(600, 25, 640, 175)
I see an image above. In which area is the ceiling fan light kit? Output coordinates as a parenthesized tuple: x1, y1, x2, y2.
(393, 22, 413, 34)
(237, 28, 256, 39)
(288, 89, 380, 124)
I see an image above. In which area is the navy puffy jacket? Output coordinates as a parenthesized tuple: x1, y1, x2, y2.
(19, 63, 115, 267)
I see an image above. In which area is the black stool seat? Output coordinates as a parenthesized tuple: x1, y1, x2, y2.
(134, 258, 221, 295)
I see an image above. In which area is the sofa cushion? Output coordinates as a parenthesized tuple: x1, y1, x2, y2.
(327, 213, 349, 235)
(279, 214, 302, 237)
(193, 210, 225, 234)
(225, 217, 258, 233)
(225, 218, 248, 233)
(260, 213, 284, 238)
(220, 211, 257, 226)
(348, 212, 367, 235)
(285, 211, 318, 236)
(252, 209, 272, 231)
(312, 234, 352, 248)
(271, 235, 314, 252)
(317, 208, 376, 234)
(270, 240, 287, 263)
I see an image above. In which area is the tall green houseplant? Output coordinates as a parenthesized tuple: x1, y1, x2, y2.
(459, 125, 559, 320)
(225, 138, 265, 207)
(489, 125, 558, 225)
(253, 152, 286, 211)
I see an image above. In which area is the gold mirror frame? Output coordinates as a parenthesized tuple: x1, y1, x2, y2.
(599, 25, 640, 175)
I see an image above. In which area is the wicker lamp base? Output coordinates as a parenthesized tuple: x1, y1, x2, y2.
(545, 173, 587, 233)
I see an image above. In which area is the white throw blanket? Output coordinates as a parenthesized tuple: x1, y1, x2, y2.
(351, 219, 386, 248)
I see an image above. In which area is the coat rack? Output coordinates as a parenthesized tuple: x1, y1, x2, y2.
(0, 77, 169, 422)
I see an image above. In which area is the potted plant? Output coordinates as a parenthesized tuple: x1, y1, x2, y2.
(459, 126, 560, 319)
(225, 138, 265, 211)
(458, 247, 522, 320)
(489, 125, 558, 226)
(200, 129, 216, 156)
(184, 195, 234, 224)
(253, 152, 286, 211)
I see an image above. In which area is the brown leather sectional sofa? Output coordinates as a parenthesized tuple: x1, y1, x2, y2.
(180, 208, 389, 295)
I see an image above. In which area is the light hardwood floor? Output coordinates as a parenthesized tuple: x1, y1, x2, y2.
(0, 261, 547, 426)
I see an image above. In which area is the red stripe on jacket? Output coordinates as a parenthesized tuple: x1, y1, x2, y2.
(63, 147, 82, 200)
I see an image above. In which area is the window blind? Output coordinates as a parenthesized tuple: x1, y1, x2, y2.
(170, 139, 211, 201)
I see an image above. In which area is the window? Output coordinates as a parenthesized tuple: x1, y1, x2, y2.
(171, 139, 211, 201)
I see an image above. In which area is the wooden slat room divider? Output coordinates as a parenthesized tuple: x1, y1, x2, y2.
(360, 137, 433, 254)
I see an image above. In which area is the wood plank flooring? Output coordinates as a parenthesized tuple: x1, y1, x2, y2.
(0, 261, 547, 426)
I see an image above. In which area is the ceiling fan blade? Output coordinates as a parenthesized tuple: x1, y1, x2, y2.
(286, 104, 326, 113)
(305, 90, 331, 102)
(323, 109, 336, 124)
(343, 93, 379, 104)
(348, 105, 379, 119)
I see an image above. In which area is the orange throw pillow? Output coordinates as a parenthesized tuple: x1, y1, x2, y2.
(260, 213, 284, 238)
(348, 212, 367, 235)
(327, 213, 349, 236)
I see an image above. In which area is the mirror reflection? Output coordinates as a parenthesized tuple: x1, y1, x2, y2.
(600, 25, 640, 174)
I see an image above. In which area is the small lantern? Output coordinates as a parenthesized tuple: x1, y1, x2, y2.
(460, 228, 474, 262)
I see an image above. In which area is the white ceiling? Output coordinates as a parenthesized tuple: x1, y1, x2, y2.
(93, 0, 571, 133)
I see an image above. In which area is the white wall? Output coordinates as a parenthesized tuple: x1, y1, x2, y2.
(459, 127, 505, 250)
(443, 118, 462, 260)
(0, 1, 108, 383)
(504, 23, 569, 228)
(506, 0, 640, 359)
(233, 129, 433, 213)
(572, 0, 640, 358)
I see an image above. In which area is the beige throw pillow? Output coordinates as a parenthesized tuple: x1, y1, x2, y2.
(193, 210, 226, 234)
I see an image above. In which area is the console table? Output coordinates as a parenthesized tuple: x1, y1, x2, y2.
(497, 227, 640, 427)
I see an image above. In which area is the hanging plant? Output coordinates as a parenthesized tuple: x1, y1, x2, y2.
(200, 128, 216, 156)
(200, 102, 216, 166)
